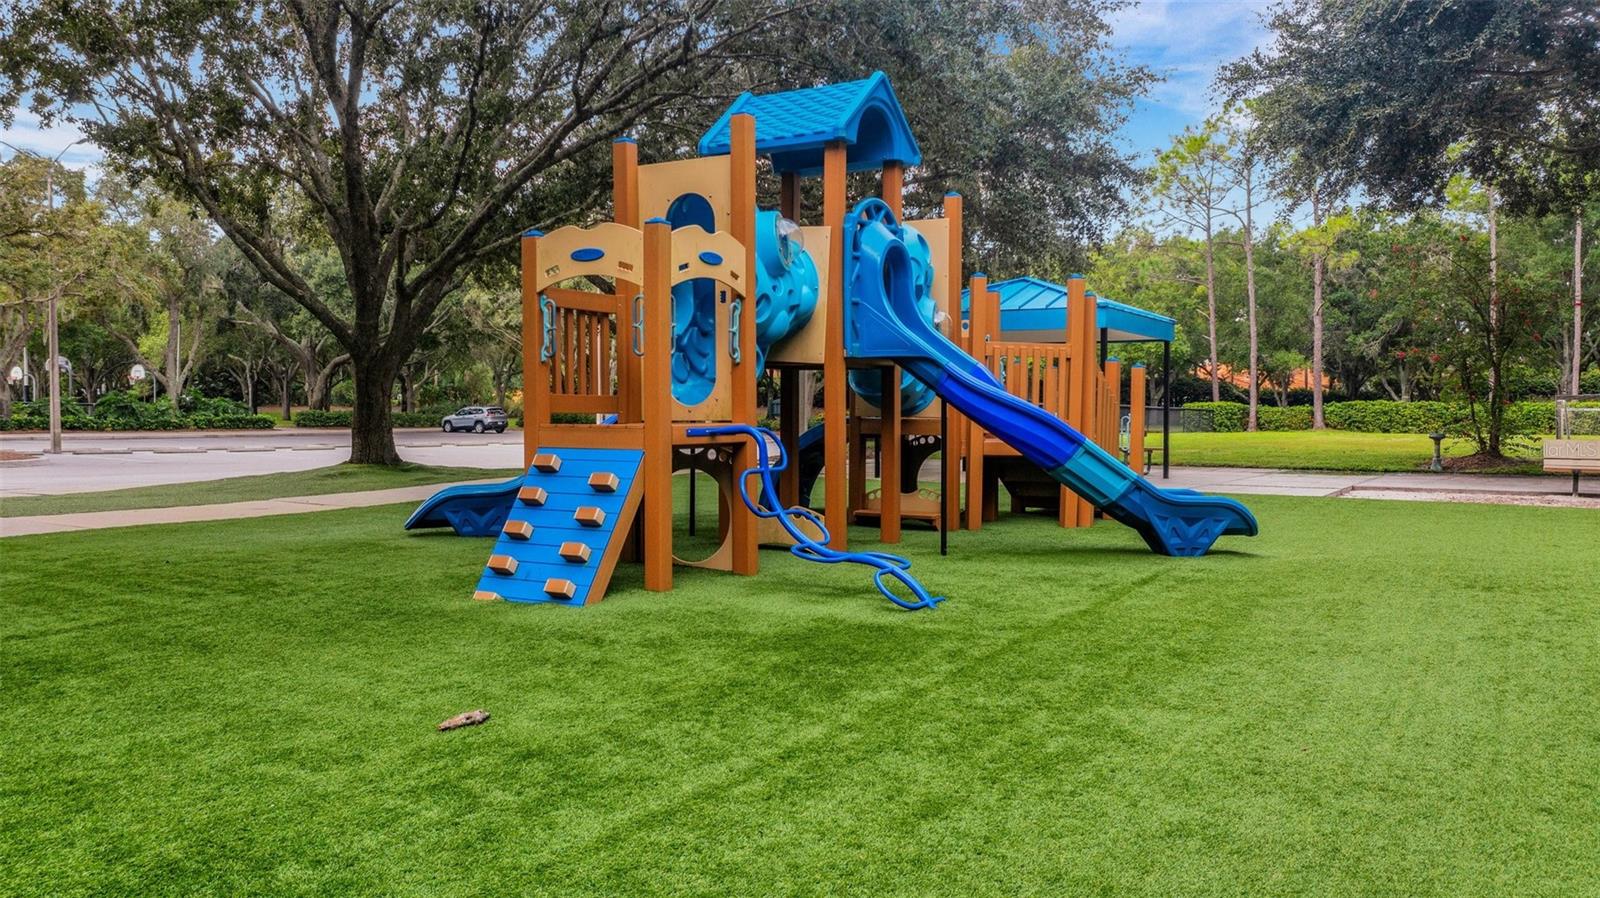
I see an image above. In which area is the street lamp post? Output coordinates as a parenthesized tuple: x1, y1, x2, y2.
(2, 137, 87, 453)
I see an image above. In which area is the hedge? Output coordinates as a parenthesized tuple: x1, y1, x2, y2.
(1183, 400, 1558, 435)
(294, 409, 465, 428)
(0, 412, 276, 431)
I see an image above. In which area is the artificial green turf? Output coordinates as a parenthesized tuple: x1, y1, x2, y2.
(0, 463, 520, 518)
(2, 496, 1597, 896)
(1168, 430, 1547, 474)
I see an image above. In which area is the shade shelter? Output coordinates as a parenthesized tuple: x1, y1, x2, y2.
(962, 276, 1177, 478)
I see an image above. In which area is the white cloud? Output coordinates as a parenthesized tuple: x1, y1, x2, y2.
(1, 107, 104, 170)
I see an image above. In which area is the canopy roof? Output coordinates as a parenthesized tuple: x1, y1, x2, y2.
(697, 72, 922, 176)
(960, 276, 1175, 343)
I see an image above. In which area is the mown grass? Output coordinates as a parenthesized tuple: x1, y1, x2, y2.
(2, 494, 1597, 896)
(1167, 430, 1547, 474)
(0, 463, 519, 517)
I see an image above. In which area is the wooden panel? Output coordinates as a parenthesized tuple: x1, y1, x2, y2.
(638, 154, 733, 228)
(765, 226, 832, 366)
(550, 394, 620, 415)
(532, 223, 642, 291)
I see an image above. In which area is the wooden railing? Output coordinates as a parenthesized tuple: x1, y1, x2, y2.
(984, 342, 1071, 418)
(542, 287, 621, 416)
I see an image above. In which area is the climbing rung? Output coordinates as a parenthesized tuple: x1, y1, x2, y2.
(574, 506, 606, 527)
(532, 453, 562, 473)
(558, 541, 592, 564)
(502, 520, 533, 540)
(588, 472, 619, 493)
(487, 554, 518, 575)
(472, 590, 502, 602)
(543, 578, 578, 601)
(517, 486, 547, 506)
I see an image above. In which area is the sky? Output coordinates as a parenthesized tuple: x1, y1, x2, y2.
(1106, 0, 1275, 162)
(1, 1, 1276, 185)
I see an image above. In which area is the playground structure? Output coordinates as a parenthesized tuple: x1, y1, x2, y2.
(407, 72, 1257, 608)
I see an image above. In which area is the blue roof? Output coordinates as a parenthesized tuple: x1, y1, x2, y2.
(960, 276, 1175, 343)
(697, 72, 922, 176)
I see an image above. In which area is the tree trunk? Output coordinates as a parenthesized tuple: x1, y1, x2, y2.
(349, 356, 401, 464)
(1243, 179, 1259, 432)
(166, 293, 184, 400)
(1310, 189, 1327, 430)
(1487, 186, 1499, 398)
(280, 369, 294, 420)
(1575, 211, 1585, 395)
(1204, 211, 1220, 402)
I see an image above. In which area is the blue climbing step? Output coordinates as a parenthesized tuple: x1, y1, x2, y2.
(471, 447, 645, 607)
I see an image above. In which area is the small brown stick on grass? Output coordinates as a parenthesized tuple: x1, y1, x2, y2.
(437, 709, 490, 732)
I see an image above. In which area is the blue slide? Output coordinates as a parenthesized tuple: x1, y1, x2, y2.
(404, 476, 524, 537)
(842, 199, 1257, 556)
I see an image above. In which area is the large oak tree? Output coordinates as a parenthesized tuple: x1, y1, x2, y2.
(2, 0, 797, 462)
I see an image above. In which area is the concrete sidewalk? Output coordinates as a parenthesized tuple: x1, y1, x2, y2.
(0, 479, 503, 538)
(3, 466, 1591, 540)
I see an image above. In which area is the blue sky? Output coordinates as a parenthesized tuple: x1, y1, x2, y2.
(2, 1, 1276, 183)
(1106, 0, 1275, 162)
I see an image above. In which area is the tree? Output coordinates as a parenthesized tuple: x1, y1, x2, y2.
(1217, 111, 1269, 429)
(1286, 196, 1355, 427)
(1221, 0, 1600, 215)
(1151, 123, 1233, 401)
(3, 0, 804, 463)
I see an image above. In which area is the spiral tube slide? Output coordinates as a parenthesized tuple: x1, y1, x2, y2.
(686, 424, 943, 610)
(842, 199, 1257, 557)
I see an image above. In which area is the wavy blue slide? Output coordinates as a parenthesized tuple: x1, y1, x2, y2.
(842, 199, 1257, 556)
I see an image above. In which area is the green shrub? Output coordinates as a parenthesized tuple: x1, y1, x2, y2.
(1257, 406, 1312, 431)
(1322, 401, 1463, 433)
(1183, 401, 1248, 432)
(394, 412, 438, 428)
(293, 409, 353, 427)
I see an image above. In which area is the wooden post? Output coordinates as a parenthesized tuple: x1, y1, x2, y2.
(612, 138, 642, 424)
(965, 273, 990, 531)
(941, 193, 965, 532)
(520, 232, 546, 469)
(779, 370, 800, 505)
(642, 218, 674, 591)
(882, 161, 903, 219)
(1072, 288, 1100, 527)
(877, 160, 904, 543)
(1129, 363, 1147, 473)
(1062, 277, 1092, 527)
(881, 365, 902, 543)
(780, 171, 800, 221)
(822, 141, 849, 548)
(1104, 357, 1122, 458)
(728, 113, 758, 575)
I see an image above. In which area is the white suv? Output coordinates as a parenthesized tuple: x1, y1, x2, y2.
(441, 406, 509, 433)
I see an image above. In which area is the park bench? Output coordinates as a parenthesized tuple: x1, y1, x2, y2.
(1543, 395, 1600, 495)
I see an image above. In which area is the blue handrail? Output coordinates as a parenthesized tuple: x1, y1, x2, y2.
(686, 424, 943, 611)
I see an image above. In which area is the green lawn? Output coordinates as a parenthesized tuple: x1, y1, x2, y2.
(0, 463, 519, 517)
(3, 495, 1597, 896)
(1167, 430, 1546, 474)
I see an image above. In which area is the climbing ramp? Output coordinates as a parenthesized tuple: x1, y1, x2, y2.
(472, 448, 645, 606)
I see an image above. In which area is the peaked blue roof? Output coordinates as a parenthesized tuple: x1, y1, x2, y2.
(697, 72, 922, 176)
(960, 276, 1175, 343)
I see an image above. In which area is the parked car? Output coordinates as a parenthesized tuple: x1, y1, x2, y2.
(441, 406, 509, 433)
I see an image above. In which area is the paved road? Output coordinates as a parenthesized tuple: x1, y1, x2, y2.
(3, 427, 1590, 502)
(0, 429, 522, 497)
